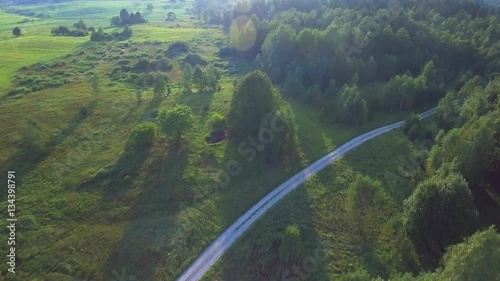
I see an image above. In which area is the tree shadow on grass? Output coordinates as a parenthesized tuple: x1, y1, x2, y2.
(212, 183, 329, 281)
(175, 89, 216, 118)
(139, 97, 164, 122)
(0, 149, 45, 197)
(77, 97, 165, 197)
(0, 100, 96, 195)
(49, 99, 98, 146)
(100, 139, 190, 281)
(76, 144, 152, 198)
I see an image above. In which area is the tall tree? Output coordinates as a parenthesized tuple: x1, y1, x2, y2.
(182, 64, 193, 93)
(153, 72, 167, 97)
(402, 173, 479, 266)
(192, 65, 204, 91)
(120, 8, 130, 23)
(436, 226, 500, 280)
(204, 64, 220, 92)
(436, 91, 460, 130)
(427, 113, 498, 186)
(121, 24, 133, 39)
(73, 19, 87, 30)
(347, 175, 387, 218)
(157, 104, 195, 141)
(166, 12, 177, 21)
(228, 71, 277, 137)
(12, 27, 21, 36)
(337, 84, 368, 125)
(261, 24, 296, 81)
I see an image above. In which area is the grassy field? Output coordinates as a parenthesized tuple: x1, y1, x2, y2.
(3, 0, 195, 26)
(0, 11, 87, 91)
(0, 1, 438, 280)
(0, 0, 196, 91)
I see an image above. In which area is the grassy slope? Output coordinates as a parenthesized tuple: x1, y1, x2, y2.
(0, 1, 434, 280)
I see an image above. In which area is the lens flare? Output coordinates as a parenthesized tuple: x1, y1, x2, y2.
(229, 16, 257, 52)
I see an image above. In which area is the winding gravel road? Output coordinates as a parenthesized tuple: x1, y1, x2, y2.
(176, 107, 438, 281)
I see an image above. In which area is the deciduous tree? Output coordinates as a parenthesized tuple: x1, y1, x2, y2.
(157, 104, 195, 141)
(402, 173, 479, 265)
(12, 27, 21, 36)
(153, 72, 167, 97)
(192, 65, 204, 91)
(182, 64, 193, 93)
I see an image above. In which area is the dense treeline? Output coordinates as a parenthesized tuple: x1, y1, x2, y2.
(110, 8, 147, 27)
(227, 71, 299, 162)
(431, 76, 500, 194)
(51, 19, 90, 37)
(397, 74, 500, 275)
(89, 25, 132, 42)
(218, 0, 499, 125)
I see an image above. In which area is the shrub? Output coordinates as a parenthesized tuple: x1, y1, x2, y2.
(135, 91, 143, 104)
(158, 57, 173, 71)
(148, 60, 159, 70)
(7, 87, 30, 96)
(20, 120, 47, 158)
(408, 125, 420, 141)
(183, 53, 208, 66)
(17, 215, 39, 230)
(128, 122, 158, 146)
(166, 41, 189, 57)
(69, 29, 88, 37)
(116, 59, 131, 65)
(133, 58, 150, 71)
(128, 73, 138, 82)
(402, 173, 479, 265)
(79, 106, 88, 117)
(112, 67, 122, 74)
(120, 65, 131, 72)
(403, 114, 422, 134)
